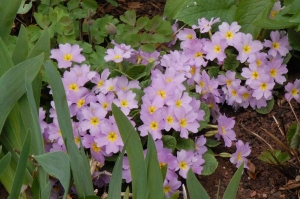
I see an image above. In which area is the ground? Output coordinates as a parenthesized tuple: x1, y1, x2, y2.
(2, 0, 300, 198)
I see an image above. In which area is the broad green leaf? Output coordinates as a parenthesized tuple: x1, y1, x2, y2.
(162, 135, 177, 149)
(175, 0, 236, 26)
(8, 132, 31, 199)
(235, 0, 274, 39)
(0, 38, 14, 76)
(67, 138, 94, 196)
(145, 134, 164, 199)
(112, 103, 147, 199)
(288, 29, 300, 51)
(136, 17, 149, 29)
(187, 169, 210, 199)
(207, 66, 220, 78)
(0, 0, 21, 41)
(0, 152, 11, 178)
(28, 28, 50, 60)
(258, 150, 291, 165)
(41, 181, 51, 199)
(224, 54, 239, 71)
(286, 123, 299, 147)
(256, 98, 274, 114)
(0, 53, 44, 134)
(176, 138, 194, 150)
(164, 0, 188, 19)
(34, 151, 71, 199)
(205, 138, 221, 147)
(202, 153, 218, 175)
(12, 25, 28, 65)
(223, 162, 244, 199)
(67, 0, 80, 10)
(254, 16, 297, 29)
(108, 148, 125, 199)
(144, 16, 163, 32)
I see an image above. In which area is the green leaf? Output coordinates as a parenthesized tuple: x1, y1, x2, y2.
(0, 53, 44, 134)
(8, 132, 31, 199)
(256, 98, 274, 114)
(169, 191, 179, 199)
(0, 0, 21, 41)
(206, 138, 221, 147)
(120, 10, 136, 26)
(207, 66, 220, 78)
(235, 0, 274, 39)
(187, 169, 210, 199)
(12, 25, 29, 65)
(123, 187, 130, 199)
(145, 16, 163, 32)
(286, 123, 299, 147)
(175, 0, 236, 26)
(223, 54, 239, 71)
(112, 103, 147, 199)
(141, 44, 156, 52)
(162, 135, 177, 149)
(288, 28, 300, 51)
(202, 153, 218, 175)
(108, 148, 125, 199)
(198, 103, 210, 131)
(258, 150, 291, 165)
(176, 138, 195, 150)
(81, 0, 98, 12)
(124, 65, 147, 80)
(136, 17, 149, 29)
(0, 38, 14, 76)
(34, 152, 70, 199)
(254, 16, 297, 29)
(0, 152, 11, 178)
(145, 134, 164, 199)
(164, 0, 188, 19)
(223, 162, 244, 199)
(67, 0, 80, 10)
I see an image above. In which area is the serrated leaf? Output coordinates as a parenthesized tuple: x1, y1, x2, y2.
(120, 10, 136, 26)
(136, 17, 149, 29)
(176, 138, 195, 150)
(235, 0, 274, 39)
(202, 153, 218, 175)
(256, 98, 274, 114)
(34, 152, 70, 199)
(162, 135, 177, 149)
(164, 0, 189, 19)
(208, 66, 220, 78)
(144, 16, 163, 32)
(175, 0, 236, 26)
(258, 150, 290, 165)
(223, 54, 239, 71)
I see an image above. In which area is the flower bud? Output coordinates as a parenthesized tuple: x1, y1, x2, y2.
(219, 152, 232, 158)
(105, 23, 117, 35)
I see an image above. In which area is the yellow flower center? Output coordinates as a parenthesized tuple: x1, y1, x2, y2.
(108, 86, 114, 91)
(272, 42, 280, 49)
(252, 71, 259, 79)
(150, 121, 158, 130)
(107, 132, 118, 142)
(77, 99, 85, 108)
(260, 82, 268, 90)
(186, 34, 193, 39)
(159, 162, 167, 169)
(180, 118, 187, 127)
(90, 117, 99, 126)
(69, 83, 78, 91)
(63, 53, 73, 61)
(114, 55, 121, 60)
(221, 126, 227, 134)
(271, 10, 278, 19)
(242, 92, 250, 99)
(194, 52, 203, 58)
(157, 90, 166, 98)
(97, 80, 104, 88)
(200, 80, 205, 88)
(243, 45, 251, 53)
(92, 143, 101, 153)
(75, 136, 80, 144)
(256, 59, 262, 67)
(214, 45, 221, 53)
(225, 31, 234, 39)
(179, 161, 187, 170)
(231, 90, 237, 97)
(270, 69, 277, 77)
(102, 102, 109, 110)
(120, 100, 128, 108)
(166, 77, 172, 83)
(148, 106, 156, 114)
(166, 115, 173, 124)
(291, 88, 298, 96)
(148, 58, 154, 63)
(226, 80, 232, 86)
(164, 186, 171, 194)
(190, 66, 196, 75)
(175, 100, 182, 108)
(237, 152, 242, 161)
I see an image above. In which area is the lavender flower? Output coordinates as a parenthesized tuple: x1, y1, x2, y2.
(285, 79, 300, 102)
(230, 140, 251, 169)
(217, 114, 236, 147)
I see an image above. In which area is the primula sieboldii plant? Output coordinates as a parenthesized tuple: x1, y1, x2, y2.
(44, 15, 293, 197)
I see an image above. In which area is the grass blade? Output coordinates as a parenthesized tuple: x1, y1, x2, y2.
(0, 152, 11, 178)
(34, 151, 71, 199)
(108, 147, 125, 199)
(187, 169, 210, 199)
(0, 53, 44, 134)
(222, 162, 244, 199)
(8, 131, 31, 199)
(12, 25, 28, 65)
(145, 134, 164, 199)
(112, 103, 147, 199)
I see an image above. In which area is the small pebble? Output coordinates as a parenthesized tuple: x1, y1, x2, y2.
(263, 193, 267, 198)
(250, 191, 257, 197)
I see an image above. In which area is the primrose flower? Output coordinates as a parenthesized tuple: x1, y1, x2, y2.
(195, 135, 207, 155)
(251, 74, 275, 100)
(234, 33, 263, 63)
(163, 179, 181, 198)
(113, 90, 138, 115)
(266, 58, 287, 84)
(138, 110, 165, 140)
(90, 68, 110, 92)
(217, 114, 236, 147)
(192, 17, 220, 33)
(203, 33, 228, 62)
(177, 28, 196, 41)
(50, 43, 85, 68)
(218, 70, 241, 87)
(269, 1, 283, 19)
(174, 108, 200, 138)
(285, 79, 300, 102)
(230, 140, 251, 169)
(176, 150, 194, 178)
(104, 45, 131, 63)
(264, 30, 291, 57)
(217, 21, 241, 45)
